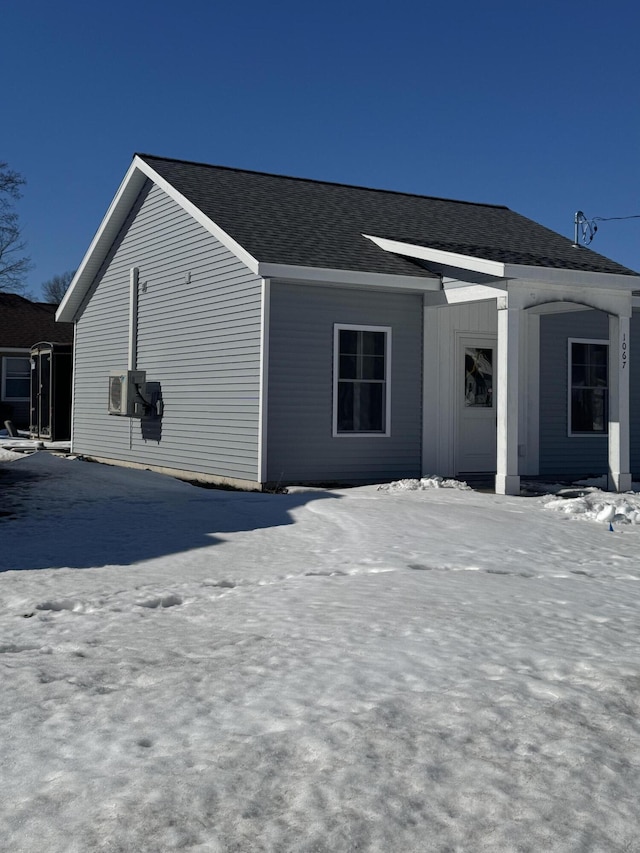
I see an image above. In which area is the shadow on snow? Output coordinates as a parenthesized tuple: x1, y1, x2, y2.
(0, 455, 339, 572)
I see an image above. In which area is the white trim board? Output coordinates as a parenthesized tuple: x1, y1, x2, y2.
(363, 234, 640, 291)
(257, 278, 271, 484)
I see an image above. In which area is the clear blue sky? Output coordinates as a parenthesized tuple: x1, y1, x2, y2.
(3, 0, 639, 300)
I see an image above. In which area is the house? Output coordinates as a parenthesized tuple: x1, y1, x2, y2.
(0, 293, 73, 429)
(56, 154, 640, 494)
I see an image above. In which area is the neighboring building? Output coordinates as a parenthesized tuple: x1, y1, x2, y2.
(0, 293, 73, 429)
(57, 155, 640, 493)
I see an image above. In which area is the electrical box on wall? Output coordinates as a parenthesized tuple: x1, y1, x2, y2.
(108, 370, 147, 417)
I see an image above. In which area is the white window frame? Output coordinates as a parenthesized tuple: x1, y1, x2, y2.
(2, 355, 31, 402)
(332, 323, 392, 438)
(567, 337, 608, 438)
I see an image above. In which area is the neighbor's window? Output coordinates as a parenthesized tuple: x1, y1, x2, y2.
(2, 356, 30, 401)
(333, 324, 391, 435)
(568, 339, 608, 436)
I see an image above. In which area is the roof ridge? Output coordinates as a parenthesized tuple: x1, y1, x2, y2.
(135, 153, 510, 212)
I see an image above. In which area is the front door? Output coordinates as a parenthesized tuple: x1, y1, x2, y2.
(457, 337, 497, 473)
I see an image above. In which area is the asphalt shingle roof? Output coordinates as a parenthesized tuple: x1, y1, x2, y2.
(138, 154, 637, 278)
(0, 293, 74, 348)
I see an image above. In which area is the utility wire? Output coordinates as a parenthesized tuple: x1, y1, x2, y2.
(592, 214, 640, 222)
(574, 211, 640, 246)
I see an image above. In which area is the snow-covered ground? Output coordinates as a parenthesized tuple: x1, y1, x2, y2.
(1, 453, 640, 852)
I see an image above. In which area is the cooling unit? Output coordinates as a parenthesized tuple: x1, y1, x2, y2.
(108, 370, 147, 416)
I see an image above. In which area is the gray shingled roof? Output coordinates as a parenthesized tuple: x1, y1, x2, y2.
(0, 293, 74, 348)
(138, 154, 637, 278)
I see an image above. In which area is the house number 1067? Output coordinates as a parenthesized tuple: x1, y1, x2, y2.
(622, 332, 628, 369)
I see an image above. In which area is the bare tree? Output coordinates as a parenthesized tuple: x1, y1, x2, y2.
(42, 269, 75, 304)
(0, 161, 31, 292)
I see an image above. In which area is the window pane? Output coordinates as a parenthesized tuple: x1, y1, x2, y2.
(6, 378, 30, 398)
(572, 364, 587, 386)
(339, 329, 358, 354)
(356, 382, 383, 431)
(589, 364, 607, 386)
(572, 343, 588, 365)
(362, 331, 385, 356)
(572, 389, 607, 433)
(339, 354, 357, 379)
(361, 355, 385, 380)
(464, 347, 493, 407)
(337, 381, 354, 431)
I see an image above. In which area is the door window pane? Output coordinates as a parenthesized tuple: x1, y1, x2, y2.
(464, 348, 493, 407)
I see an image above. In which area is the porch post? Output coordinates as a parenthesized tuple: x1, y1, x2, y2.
(495, 298, 521, 495)
(608, 312, 632, 492)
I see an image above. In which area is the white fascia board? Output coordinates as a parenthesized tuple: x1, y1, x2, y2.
(57, 160, 147, 322)
(364, 233, 640, 293)
(57, 156, 260, 323)
(257, 262, 440, 292)
(443, 282, 507, 304)
(363, 234, 506, 278)
(502, 262, 640, 291)
(132, 156, 259, 275)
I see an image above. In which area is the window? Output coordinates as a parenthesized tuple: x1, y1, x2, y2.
(333, 324, 391, 436)
(568, 339, 608, 436)
(464, 347, 493, 407)
(2, 356, 30, 401)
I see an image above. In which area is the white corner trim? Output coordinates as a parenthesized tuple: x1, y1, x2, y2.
(363, 234, 506, 278)
(332, 323, 392, 438)
(257, 278, 271, 484)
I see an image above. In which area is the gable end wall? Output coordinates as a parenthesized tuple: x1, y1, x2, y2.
(72, 182, 263, 483)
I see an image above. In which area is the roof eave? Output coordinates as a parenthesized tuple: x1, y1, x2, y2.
(363, 234, 640, 292)
(257, 262, 440, 291)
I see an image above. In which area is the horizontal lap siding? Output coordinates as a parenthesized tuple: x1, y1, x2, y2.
(539, 309, 640, 476)
(267, 282, 422, 484)
(73, 181, 262, 481)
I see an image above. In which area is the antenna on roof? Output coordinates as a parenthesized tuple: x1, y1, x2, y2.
(573, 211, 597, 247)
